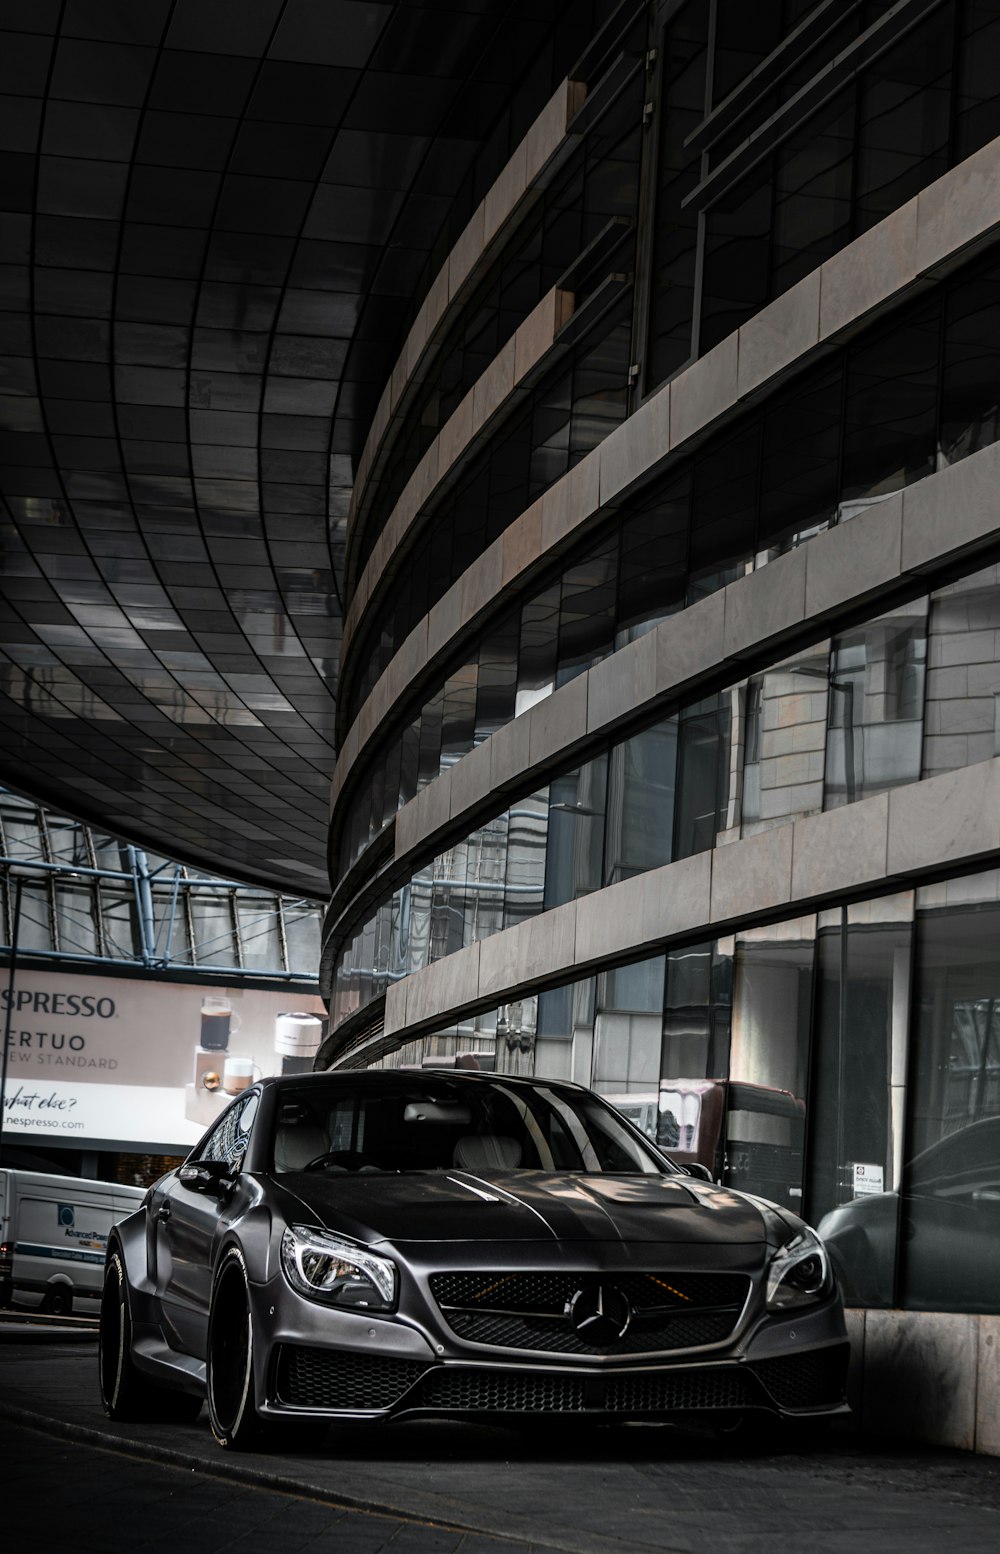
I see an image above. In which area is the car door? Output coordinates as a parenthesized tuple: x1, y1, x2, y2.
(155, 1091, 260, 1357)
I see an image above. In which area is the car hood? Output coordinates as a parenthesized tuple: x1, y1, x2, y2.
(279, 1169, 768, 1246)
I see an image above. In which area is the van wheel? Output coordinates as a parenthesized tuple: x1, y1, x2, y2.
(41, 1285, 73, 1317)
(99, 1250, 202, 1424)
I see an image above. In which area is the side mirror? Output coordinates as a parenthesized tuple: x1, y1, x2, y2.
(178, 1160, 233, 1196)
(685, 1161, 714, 1183)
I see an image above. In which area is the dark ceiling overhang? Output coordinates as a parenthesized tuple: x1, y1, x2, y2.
(0, 0, 568, 896)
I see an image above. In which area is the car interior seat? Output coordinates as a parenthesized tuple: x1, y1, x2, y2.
(274, 1114, 330, 1172)
(452, 1134, 522, 1171)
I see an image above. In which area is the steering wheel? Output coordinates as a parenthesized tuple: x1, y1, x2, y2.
(303, 1149, 378, 1173)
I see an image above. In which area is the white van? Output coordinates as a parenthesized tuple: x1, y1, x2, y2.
(0, 1169, 146, 1317)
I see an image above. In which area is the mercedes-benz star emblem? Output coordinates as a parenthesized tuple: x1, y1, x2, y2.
(567, 1282, 631, 1345)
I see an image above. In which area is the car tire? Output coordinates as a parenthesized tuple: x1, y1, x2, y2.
(99, 1249, 203, 1424)
(41, 1284, 72, 1317)
(207, 1247, 267, 1450)
(207, 1248, 323, 1454)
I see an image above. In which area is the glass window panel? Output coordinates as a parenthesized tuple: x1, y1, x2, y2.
(236, 897, 283, 972)
(807, 906, 913, 1306)
(726, 919, 814, 1211)
(516, 584, 559, 715)
(688, 425, 758, 601)
(825, 600, 928, 808)
(398, 716, 420, 808)
(604, 716, 677, 885)
(556, 542, 616, 686)
(954, 0, 1000, 159)
(535, 976, 596, 1086)
(98, 888, 136, 960)
(660, 941, 733, 1170)
(940, 255, 1000, 466)
(14, 880, 54, 953)
(646, 1, 708, 388)
(543, 755, 608, 910)
(462, 811, 509, 946)
(616, 472, 689, 645)
(283, 901, 320, 978)
(900, 891, 1000, 1312)
(771, 87, 856, 298)
(429, 843, 467, 964)
(841, 298, 940, 511)
(674, 694, 732, 858)
(439, 663, 477, 770)
(416, 687, 443, 791)
(592, 955, 665, 1095)
(53, 883, 98, 957)
(503, 789, 549, 931)
(475, 616, 518, 742)
(855, 6, 953, 235)
(742, 642, 830, 834)
(699, 159, 773, 354)
(189, 890, 236, 967)
(758, 365, 842, 554)
(923, 565, 1000, 780)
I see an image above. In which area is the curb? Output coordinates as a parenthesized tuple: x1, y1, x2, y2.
(0, 1327, 99, 1344)
(0, 1402, 583, 1552)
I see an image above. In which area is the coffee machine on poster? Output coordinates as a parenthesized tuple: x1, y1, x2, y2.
(185, 996, 263, 1127)
(184, 997, 325, 1130)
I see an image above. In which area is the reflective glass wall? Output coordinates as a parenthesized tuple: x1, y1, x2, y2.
(364, 863, 1000, 1319)
(331, 550, 1000, 1032)
(336, 238, 1000, 875)
(648, 0, 1000, 380)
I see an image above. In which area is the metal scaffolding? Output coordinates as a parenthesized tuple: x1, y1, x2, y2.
(0, 789, 322, 984)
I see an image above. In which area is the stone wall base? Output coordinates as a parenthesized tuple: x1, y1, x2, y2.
(844, 1309, 1000, 1455)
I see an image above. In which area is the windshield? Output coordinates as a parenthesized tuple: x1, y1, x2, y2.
(271, 1077, 671, 1177)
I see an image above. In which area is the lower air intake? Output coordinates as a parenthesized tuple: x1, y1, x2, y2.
(274, 1346, 429, 1410)
(750, 1345, 849, 1409)
(414, 1367, 587, 1412)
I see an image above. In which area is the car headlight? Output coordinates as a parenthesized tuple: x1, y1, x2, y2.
(766, 1227, 832, 1311)
(280, 1224, 397, 1311)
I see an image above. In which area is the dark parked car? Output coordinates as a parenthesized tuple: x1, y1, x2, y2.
(99, 1071, 849, 1449)
(818, 1117, 1000, 1308)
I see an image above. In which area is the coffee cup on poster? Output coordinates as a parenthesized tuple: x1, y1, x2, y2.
(223, 1056, 259, 1095)
(200, 995, 241, 1052)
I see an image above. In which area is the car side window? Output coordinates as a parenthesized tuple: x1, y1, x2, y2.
(200, 1091, 259, 1172)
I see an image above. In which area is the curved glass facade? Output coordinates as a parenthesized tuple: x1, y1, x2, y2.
(367, 862, 1000, 1319)
(330, 558, 1000, 1031)
(335, 239, 1000, 878)
(351, 26, 647, 581)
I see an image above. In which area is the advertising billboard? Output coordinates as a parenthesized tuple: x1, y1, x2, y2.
(1, 970, 326, 1151)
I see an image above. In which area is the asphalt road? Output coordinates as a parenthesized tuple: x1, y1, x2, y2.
(3, 1340, 1000, 1554)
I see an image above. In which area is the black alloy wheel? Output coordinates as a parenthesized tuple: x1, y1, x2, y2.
(207, 1247, 268, 1450)
(99, 1249, 202, 1423)
(207, 1246, 323, 1453)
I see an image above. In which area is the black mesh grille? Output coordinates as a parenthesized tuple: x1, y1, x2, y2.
(430, 1270, 748, 1312)
(414, 1366, 588, 1412)
(429, 1270, 750, 1354)
(606, 1367, 754, 1412)
(445, 1307, 738, 1355)
(274, 1346, 429, 1410)
(750, 1345, 849, 1410)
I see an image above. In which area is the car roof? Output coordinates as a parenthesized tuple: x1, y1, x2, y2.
(262, 1068, 588, 1093)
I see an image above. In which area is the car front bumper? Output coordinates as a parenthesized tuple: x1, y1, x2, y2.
(247, 1262, 850, 1425)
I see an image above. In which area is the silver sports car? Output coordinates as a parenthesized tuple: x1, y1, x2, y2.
(99, 1070, 849, 1449)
